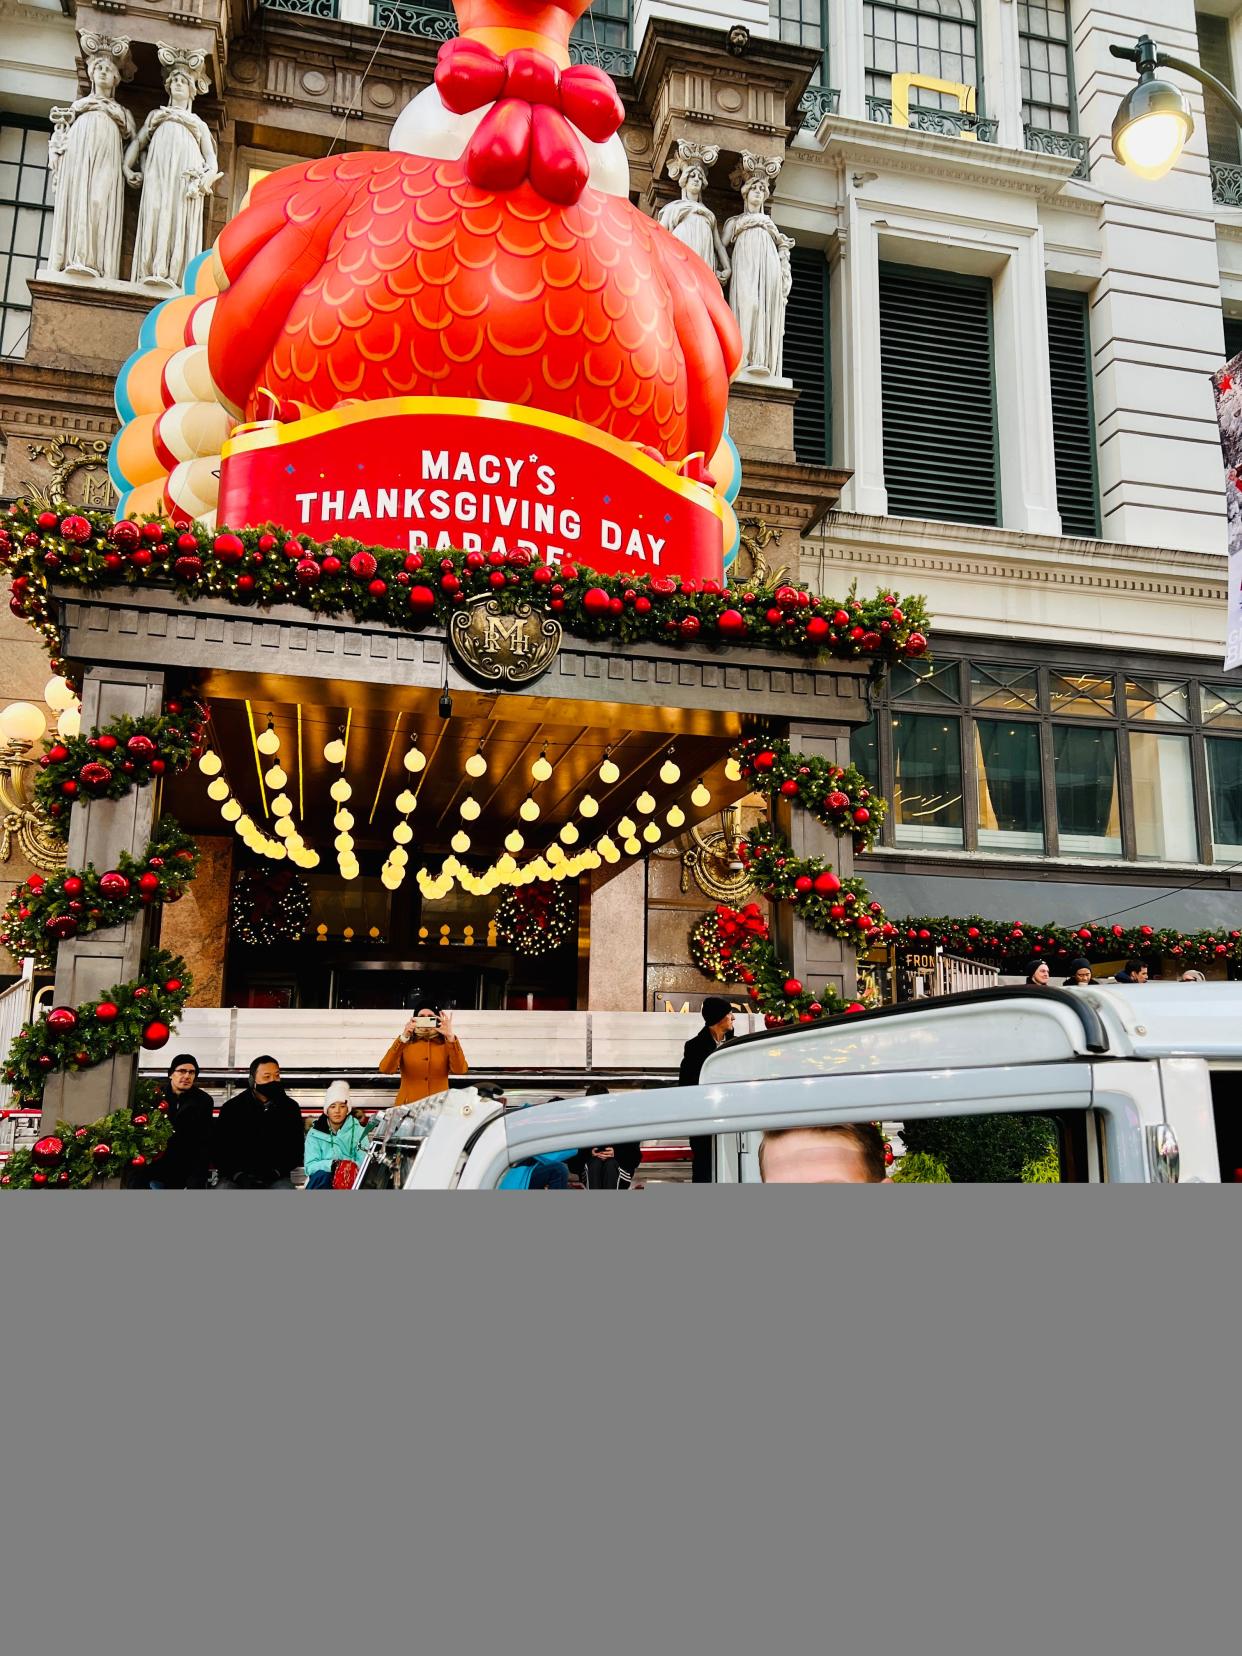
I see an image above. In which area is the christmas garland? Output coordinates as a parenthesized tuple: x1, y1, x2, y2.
(494, 882, 576, 956)
(1, 505, 932, 668)
(737, 821, 890, 945)
(1, 818, 199, 964)
(691, 904, 866, 1026)
(2, 950, 192, 1109)
(1, 1078, 173, 1188)
(34, 696, 206, 832)
(894, 915, 1242, 971)
(732, 735, 885, 852)
(231, 866, 311, 947)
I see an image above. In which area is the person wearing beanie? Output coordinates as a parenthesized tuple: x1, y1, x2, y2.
(144, 1053, 216, 1189)
(1064, 959, 1094, 987)
(679, 995, 736, 1183)
(1024, 960, 1051, 987)
(303, 1080, 374, 1190)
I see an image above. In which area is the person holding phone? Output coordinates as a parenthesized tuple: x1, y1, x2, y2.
(378, 1006, 468, 1105)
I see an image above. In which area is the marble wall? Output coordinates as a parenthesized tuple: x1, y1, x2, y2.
(158, 832, 232, 1006)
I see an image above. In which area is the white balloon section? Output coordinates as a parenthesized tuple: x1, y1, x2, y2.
(194, 723, 739, 894)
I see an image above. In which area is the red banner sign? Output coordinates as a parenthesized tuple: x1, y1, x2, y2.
(218, 397, 726, 583)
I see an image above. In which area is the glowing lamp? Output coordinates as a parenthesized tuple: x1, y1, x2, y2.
(0, 702, 47, 745)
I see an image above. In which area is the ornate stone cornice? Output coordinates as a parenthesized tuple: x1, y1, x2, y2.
(795, 115, 1080, 201)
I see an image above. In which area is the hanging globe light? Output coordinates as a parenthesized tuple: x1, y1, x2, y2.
(257, 723, 280, 756)
(659, 755, 680, 785)
(198, 751, 223, 777)
(560, 823, 579, 845)
(265, 765, 287, 790)
(221, 799, 242, 822)
(725, 757, 742, 782)
(274, 818, 294, 839)
(505, 829, 524, 853)
(519, 796, 540, 822)
(691, 781, 711, 807)
(334, 809, 354, 831)
(56, 706, 82, 739)
(642, 822, 661, 844)
(330, 778, 353, 803)
(451, 829, 471, 853)
(323, 737, 347, 765)
(617, 815, 636, 838)
(666, 805, 686, 829)
(271, 795, 293, 817)
(395, 790, 416, 814)
(623, 836, 641, 855)
(635, 791, 655, 814)
(579, 794, 599, 818)
(403, 745, 426, 772)
(465, 746, 488, 778)
(207, 777, 229, 802)
(335, 832, 354, 853)
(531, 752, 553, 782)
(599, 753, 620, 785)
(460, 796, 481, 821)
(43, 676, 76, 713)
(389, 846, 408, 867)
(393, 821, 413, 845)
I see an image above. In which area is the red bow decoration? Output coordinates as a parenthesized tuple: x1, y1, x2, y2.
(435, 38, 624, 205)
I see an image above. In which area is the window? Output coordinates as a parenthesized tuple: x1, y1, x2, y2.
(0, 118, 53, 361)
(878, 263, 999, 527)
(1018, 1, 1075, 133)
(865, 1, 980, 111)
(771, 0, 828, 83)
(857, 656, 1242, 866)
(1226, 314, 1242, 364)
(786, 246, 830, 464)
(1197, 12, 1239, 165)
(571, 0, 630, 51)
(1047, 288, 1100, 539)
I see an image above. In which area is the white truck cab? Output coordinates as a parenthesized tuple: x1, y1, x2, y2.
(353, 985, 1242, 1188)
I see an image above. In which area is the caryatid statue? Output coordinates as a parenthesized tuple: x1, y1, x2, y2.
(47, 35, 135, 281)
(722, 152, 794, 381)
(656, 141, 730, 284)
(125, 46, 221, 290)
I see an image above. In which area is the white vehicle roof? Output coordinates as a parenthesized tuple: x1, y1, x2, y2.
(701, 983, 1242, 1082)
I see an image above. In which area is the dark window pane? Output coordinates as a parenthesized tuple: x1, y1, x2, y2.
(1206, 737, 1242, 860)
(1047, 289, 1099, 539)
(974, 719, 1044, 851)
(787, 246, 830, 464)
(1053, 726, 1120, 855)
(970, 663, 1038, 711)
(893, 659, 960, 704)
(892, 712, 963, 847)
(851, 715, 879, 783)
(570, 0, 631, 48)
(1130, 732, 1197, 862)
(1049, 670, 1115, 716)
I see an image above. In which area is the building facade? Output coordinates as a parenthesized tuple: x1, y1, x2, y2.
(0, 0, 1240, 1036)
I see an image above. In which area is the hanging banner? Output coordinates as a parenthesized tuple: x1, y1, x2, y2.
(1212, 356, 1242, 671)
(218, 397, 728, 585)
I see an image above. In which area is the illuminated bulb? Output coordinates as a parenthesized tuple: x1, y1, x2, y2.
(335, 832, 354, 853)
(560, 823, 579, 845)
(333, 809, 354, 831)
(198, 752, 222, 777)
(274, 818, 294, 839)
(460, 796, 481, 821)
(393, 821, 413, 845)
(304, 851, 321, 869)
(271, 795, 293, 817)
(43, 676, 76, 712)
(451, 830, 471, 853)
(340, 862, 360, 880)
(579, 794, 598, 818)
(582, 850, 601, 870)
(635, 791, 655, 814)
(257, 726, 280, 756)
(221, 799, 242, 822)
(725, 758, 742, 782)
(382, 870, 402, 891)
(389, 846, 408, 867)
(624, 836, 641, 855)
(617, 816, 636, 838)
(601, 841, 621, 864)
(666, 805, 686, 829)
(403, 746, 426, 773)
(642, 821, 661, 844)
(330, 778, 352, 803)
(268, 843, 286, 860)
(57, 707, 82, 739)
(395, 790, 416, 814)
(691, 781, 711, 807)
(546, 843, 564, 865)
(659, 758, 680, 785)
(265, 765, 287, 789)
(505, 830, 524, 853)
(236, 815, 255, 835)
(532, 754, 553, 782)
(465, 751, 487, 778)
(599, 757, 619, 785)
(207, 777, 229, 802)
(323, 738, 347, 765)
(519, 797, 539, 822)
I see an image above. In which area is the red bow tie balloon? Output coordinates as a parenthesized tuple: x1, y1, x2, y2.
(435, 38, 625, 204)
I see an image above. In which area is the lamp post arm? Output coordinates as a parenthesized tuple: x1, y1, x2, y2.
(1111, 36, 1242, 133)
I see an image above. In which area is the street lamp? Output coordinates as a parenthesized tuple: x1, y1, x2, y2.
(1110, 34, 1242, 181)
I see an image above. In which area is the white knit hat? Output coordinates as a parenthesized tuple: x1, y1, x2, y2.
(324, 1079, 351, 1106)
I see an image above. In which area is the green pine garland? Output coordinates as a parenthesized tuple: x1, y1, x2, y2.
(1, 818, 200, 964)
(732, 735, 885, 851)
(895, 914, 1242, 971)
(1, 1078, 173, 1188)
(737, 821, 889, 946)
(34, 698, 206, 833)
(690, 905, 866, 1026)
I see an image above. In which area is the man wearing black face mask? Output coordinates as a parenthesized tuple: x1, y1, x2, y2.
(215, 1055, 306, 1188)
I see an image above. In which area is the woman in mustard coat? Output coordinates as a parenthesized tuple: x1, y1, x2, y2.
(378, 1007, 468, 1104)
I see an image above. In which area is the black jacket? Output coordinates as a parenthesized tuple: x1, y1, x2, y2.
(148, 1084, 215, 1188)
(215, 1086, 306, 1186)
(679, 1026, 730, 1088)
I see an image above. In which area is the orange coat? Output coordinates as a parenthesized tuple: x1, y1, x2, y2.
(378, 1033, 468, 1105)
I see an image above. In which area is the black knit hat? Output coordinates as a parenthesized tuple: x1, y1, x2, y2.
(702, 996, 733, 1024)
(167, 1053, 199, 1077)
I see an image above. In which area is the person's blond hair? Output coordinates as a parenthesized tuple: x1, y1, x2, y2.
(758, 1122, 886, 1182)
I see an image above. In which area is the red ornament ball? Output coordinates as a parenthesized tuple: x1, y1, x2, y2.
(806, 616, 830, 643)
(176, 532, 199, 552)
(98, 871, 130, 897)
(906, 632, 928, 656)
(173, 554, 204, 582)
(367, 578, 387, 597)
(36, 509, 59, 530)
(164, 979, 183, 993)
(783, 978, 803, 997)
(295, 558, 321, 586)
(110, 520, 141, 550)
(774, 585, 800, 610)
(814, 871, 841, 895)
(779, 779, 799, 796)
(582, 587, 611, 616)
(236, 574, 256, 593)
(142, 1020, 171, 1050)
(59, 515, 91, 544)
(92, 1142, 112, 1161)
(408, 584, 437, 614)
(46, 1006, 78, 1033)
(213, 533, 245, 565)
(753, 751, 776, 771)
(95, 1001, 119, 1023)
(32, 1134, 65, 1168)
(679, 615, 701, 638)
(717, 608, 747, 638)
(349, 551, 378, 580)
(138, 872, 161, 894)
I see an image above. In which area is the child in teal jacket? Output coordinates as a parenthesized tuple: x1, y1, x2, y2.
(304, 1081, 374, 1188)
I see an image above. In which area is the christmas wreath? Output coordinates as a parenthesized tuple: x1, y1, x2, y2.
(690, 905, 865, 1026)
(1, 1078, 172, 1188)
(2, 950, 192, 1109)
(1, 506, 932, 669)
(33, 696, 206, 832)
(731, 735, 885, 851)
(1, 818, 200, 964)
(231, 866, 311, 947)
(494, 882, 576, 956)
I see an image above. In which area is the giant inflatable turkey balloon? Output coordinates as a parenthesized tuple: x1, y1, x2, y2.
(110, 0, 745, 581)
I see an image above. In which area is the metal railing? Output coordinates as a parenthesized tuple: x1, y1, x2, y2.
(1212, 158, 1242, 206)
(0, 961, 35, 1117)
(366, 2, 637, 74)
(262, 0, 341, 16)
(1023, 124, 1090, 179)
(799, 86, 841, 131)
(866, 94, 998, 144)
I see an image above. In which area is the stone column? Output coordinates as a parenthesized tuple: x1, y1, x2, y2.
(825, 0, 866, 119)
(832, 197, 888, 516)
(41, 664, 165, 1128)
(771, 721, 858, 1004)
(981, 0, 1025, 151)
